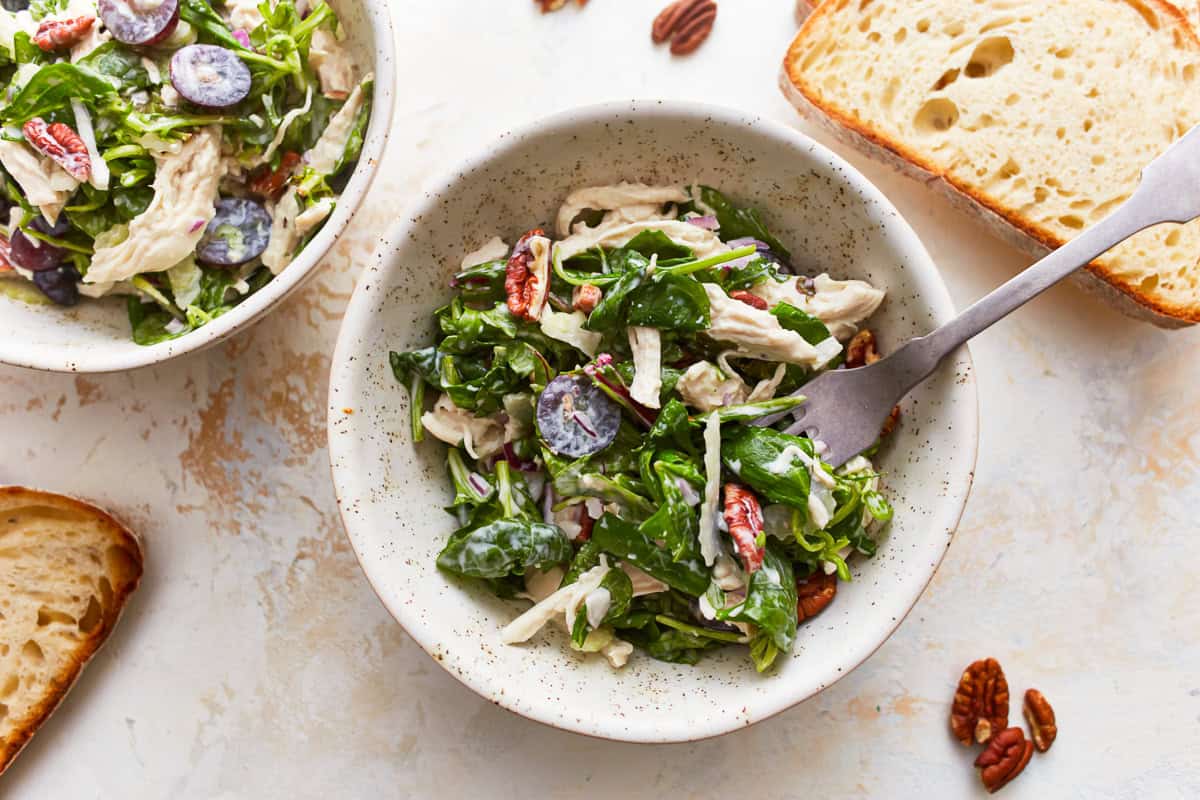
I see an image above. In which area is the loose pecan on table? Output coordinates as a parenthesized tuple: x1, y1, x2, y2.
(951, 657, 1010, 745)
(796, 568, 836, 621)
(22, 118, 91, 182)
(33, 16, 95, 52)
(722, 483, 765, 573)
(536, 0, 587, 12)
(248, 151, 302, 200)
(572, 283, 602, 314)
(1023, 689, 1057, 753)
(974, 727, 1034, 793)
(505, 228, 548, 322)
(729, 289, 768, 310)
(651, 0, 717, 56)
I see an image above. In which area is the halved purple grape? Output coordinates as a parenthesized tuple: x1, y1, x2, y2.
(196, 197, 271, 266)
(33, 265, 81, 307)
(99, 0, 180, 46)
(170, 44, 252, 109)
(10, 217, 69, 273)
(536, 374, 621, 458)
(0, 0, 30, 12)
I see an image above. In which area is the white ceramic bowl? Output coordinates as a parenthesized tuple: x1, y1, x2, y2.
(328, 101, 979, 742)
(0, 0, 395, 373)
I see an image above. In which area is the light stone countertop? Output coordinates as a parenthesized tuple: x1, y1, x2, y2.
(2, 2, 1199, 797)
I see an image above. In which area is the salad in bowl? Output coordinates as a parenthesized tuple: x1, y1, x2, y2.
(390, 183, 898, 672)
(0, 0, 371, 344)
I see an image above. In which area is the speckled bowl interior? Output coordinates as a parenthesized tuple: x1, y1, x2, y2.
(0, 0, 395, 373)
(328, 101, 979, 743)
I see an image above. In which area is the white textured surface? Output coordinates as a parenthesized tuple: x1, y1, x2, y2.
(1, 1, 1198, 796)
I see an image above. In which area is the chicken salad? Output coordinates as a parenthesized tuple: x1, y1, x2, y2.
(390, 184, 896, 672)
(0, 0, 371, 343)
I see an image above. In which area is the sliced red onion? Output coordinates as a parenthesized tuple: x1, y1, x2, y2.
(685, 214, 719, 230)
(232, 29, 251, 47)
(189, 218, 206, 233)
(467, 472, 490, 496)
(572, 411, 598, 437)
(677, 477, 700, 507)
(502, 442, 539, 472)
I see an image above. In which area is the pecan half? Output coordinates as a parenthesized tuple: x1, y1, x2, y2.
(572, 283, 602, 314)
(796, 569, 836, 621)
(845, 329, 880, 368)
(505, 229, 547, 321)
(248, 151, 302, 200)
(22, 118, 91, 182)
(0, 234, 12, 273)
(536, 0, 587, 12)
(33, 16, 95, 52)
(722, 483, 764, 573)
(975, 727, 1033, 793)
(880, 405, 901, 437)
(951, 657, 1010, 745)
(576, 505, 594, 543)
(729, 289, 768, 310)
(651, 0, 717, 55)
(1023, 689, 1057, 753)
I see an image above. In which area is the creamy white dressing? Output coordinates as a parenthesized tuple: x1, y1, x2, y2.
(584, 587, 611, 630)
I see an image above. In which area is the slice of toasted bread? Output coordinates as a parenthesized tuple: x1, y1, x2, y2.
(0, 487, 143, 776)
(783, 0, 1200, 326)
(794, 0, 1200, 37)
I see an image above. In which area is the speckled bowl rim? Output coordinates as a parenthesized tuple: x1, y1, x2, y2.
(328, 100, 980, 742)
(0, 0, 396, 374)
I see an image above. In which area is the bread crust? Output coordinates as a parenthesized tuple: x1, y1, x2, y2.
(0, 487, 144, 776)
(783, 0, 1199, 327)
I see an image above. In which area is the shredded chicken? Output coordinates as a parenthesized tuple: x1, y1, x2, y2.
(621, 562, 669, 596)
(540, 309, 601, 357)
(521, 565, 565, 603)
(305, 79, 367, 174)
(0, 141, 78, 224)
(556, 183, 689, 237)
(750, 274, 885, 341)
(309, 27, 357, 100)
(295, 197, 334, 237)
(698, 413, 723, 566)
(501, 561, 610, 644)
(556, 219, 728, 262)
(420, 394, 504, 459)
(675, 360, 748, 412)
(704, 284, 842, 367)
(223, 0, 264, 31)
(747, 363, 788, 402)
(85, 127, 223, 284)
(461, 236, 508, 269)
(627, 326, 662, 409)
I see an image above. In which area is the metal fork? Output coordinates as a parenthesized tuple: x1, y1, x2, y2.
(758, 124, 1200, 467)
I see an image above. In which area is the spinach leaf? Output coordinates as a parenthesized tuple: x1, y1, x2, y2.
(550, 466, 655, 522)
(718, 542, 797, 663)
(436, 519, 571, 579)
(78, 42, 152, 90)
(563, 538, 603, 585)
(181, 0, 249, 51)
(645, 398, 695, 453)
(722, 426, 816, 508)
(612, 609, 725, 665)
(693, 186, 791, 259)
(591, 513, 709, 596)
(445, 448, 493, 511)
(690, 396, 807, 426)
(772, 302, 833, 345)
(1, 63, 120, 123)
(625, 272, 710, 332)
(454, 258, 508, 306)
(332, 78, 372, 175)
(583, 267, 644, 333)
(638, 454, 703, 562)
(621, 230, 693, 264)
(127, 297, 182, 346)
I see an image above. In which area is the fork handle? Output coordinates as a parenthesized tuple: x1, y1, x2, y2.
(901, 123, 1200, 379)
